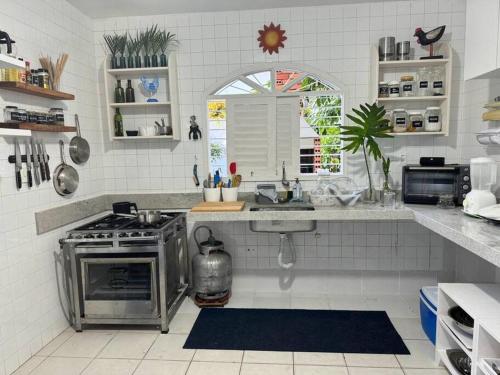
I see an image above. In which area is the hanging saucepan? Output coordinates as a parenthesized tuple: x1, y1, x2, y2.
(54, 140, 79, 196)
(69, 114, 90, 164)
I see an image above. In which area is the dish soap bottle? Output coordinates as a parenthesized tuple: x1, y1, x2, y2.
(292, 178, 303, 202)
(125, 79, 135, 103)
(114, 108, 123, 136)
(114, 79, 125, 103)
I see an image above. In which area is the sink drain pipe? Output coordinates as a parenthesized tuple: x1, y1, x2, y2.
(278, 233, 296, 269)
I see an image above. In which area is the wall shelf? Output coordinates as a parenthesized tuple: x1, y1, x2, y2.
(0, 54, 26, 69)
(0, 82, 75, 100)
(388, 131, 447, 136)
(107, 66, 169, 76)
(378, 96, 448, 103)
(112, 135, 174, 140)
(109, 102, 171, 108)
(0, 123, 76, 132)
(379, 58, 449, 69)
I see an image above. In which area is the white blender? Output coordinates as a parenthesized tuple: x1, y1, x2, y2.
(463, 157, 497, 215)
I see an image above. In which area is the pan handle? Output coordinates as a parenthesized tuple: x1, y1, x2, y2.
(59, 140, 67, 164)
(74, 114, 81, 137)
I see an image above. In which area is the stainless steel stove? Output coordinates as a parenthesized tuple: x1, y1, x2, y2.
(60, 212, 189, 333)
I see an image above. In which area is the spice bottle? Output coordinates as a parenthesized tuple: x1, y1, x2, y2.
(38, 69, 49, 89)
(115, 80, 125, 103)
(125, 80, 135, 103)
(114, 108, 124, 136)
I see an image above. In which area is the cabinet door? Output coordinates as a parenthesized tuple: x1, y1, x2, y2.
(464, 0, 500, 80)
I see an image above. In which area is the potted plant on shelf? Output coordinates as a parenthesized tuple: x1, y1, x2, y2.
(341, 102, 393, 201)
(141, 25, 159, 68)
(117, 33, 127, 69)
(125, 34, 139, 69)
(103, 34, 121, 69)
(382, 156, 391, 191)
(132, 32, 142, 68)
(151, 32, 163, 67)
(159, 31, 178, 67)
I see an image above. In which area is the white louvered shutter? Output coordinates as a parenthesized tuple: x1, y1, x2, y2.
(276, 97, 300, 178)
(226, 97, 277, 179)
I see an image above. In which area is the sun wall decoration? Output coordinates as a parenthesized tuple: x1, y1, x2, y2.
(257, 23, 287, 54)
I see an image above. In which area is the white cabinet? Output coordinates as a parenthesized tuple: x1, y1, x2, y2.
(464, 0, 500, 80)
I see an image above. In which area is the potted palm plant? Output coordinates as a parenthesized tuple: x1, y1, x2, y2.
(116, 33, 127, 69)
(103, 34, 121, 69)
(341, 102, 392, 201)
(151, 32, 163, 67)
(125, 34, 139, 69)
(132, 32, 142, 68)
(159, 31, 178, 67)
(141, 25, 158, 67)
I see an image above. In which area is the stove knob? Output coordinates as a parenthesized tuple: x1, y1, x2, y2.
(84, 234, 93, 239)
(463, 176, 470, 182)
(118, 233, 127, 238)
(463, 185, 469, 190)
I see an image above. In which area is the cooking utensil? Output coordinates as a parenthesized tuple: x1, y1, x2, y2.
(25, 140, 33, 188)
(447, 349, 471, 375)
(137, 210, 163, 225)
(233, 174, 242, 187)
(53, 140, 79, 196)
(193, 162, 200, 186)
(112, 201, 138, 215)
(41, 140, 50, 181)
(379, 36, 396, 61)
(69, 114, 90, 164)
(14, 139, 22, 189)
(31, 138, 41, 185)
(449, 306, 474, 335)
(492, 362, 500, 375)
(36, 142, 46, 181)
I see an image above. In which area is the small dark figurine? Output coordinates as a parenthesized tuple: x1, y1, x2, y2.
(189, 115, 202, 140)
(414, 25, 446, 59)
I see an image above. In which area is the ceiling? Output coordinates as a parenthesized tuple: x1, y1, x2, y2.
(67, 0, 383, 19)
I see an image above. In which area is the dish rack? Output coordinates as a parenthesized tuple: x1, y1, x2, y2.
(309, 176, 366, 207)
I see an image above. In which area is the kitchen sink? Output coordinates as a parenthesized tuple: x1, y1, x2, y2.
(249, 206, 316, 233)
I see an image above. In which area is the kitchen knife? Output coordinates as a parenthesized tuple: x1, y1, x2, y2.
(41, 140, 50, 181)
(31, 138, 41, 185)
(14, 139, 22, 189)
(36, 141, 46, 182)
(25, 139, 33, 188)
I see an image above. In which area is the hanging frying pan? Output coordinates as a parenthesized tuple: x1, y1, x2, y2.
(54, 140, 79, 196)
(69, 114, 90, 164)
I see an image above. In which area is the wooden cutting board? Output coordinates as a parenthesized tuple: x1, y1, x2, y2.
(191, 201, 246, 212)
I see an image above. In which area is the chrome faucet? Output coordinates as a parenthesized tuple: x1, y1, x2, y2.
(281, 161, 290, 188)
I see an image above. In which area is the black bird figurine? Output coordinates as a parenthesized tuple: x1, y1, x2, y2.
(414, 25, 446, 59)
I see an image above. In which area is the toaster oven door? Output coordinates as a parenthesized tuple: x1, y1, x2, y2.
(403, 167, 459, 204)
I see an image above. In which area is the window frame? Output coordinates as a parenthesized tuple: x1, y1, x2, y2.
(203, 63, 346, 182)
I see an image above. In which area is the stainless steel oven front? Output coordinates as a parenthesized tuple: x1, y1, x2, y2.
(80, 256, 158, 319)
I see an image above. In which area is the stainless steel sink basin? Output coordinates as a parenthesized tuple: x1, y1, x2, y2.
(249, 206, 316, 233)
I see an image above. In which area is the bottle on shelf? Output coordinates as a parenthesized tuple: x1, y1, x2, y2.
(125, 80, 135, 103)
(114, 79, 125, 103)
(114, 108, 124, 136)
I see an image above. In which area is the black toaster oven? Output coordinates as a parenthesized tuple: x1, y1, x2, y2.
(402, 164, 470, 206)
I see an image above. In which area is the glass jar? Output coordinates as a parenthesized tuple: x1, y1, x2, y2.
(408, 111, 424, 132)
(36, 112, 48, 124)
(417, 67, 432, 96)
(388, 80, 400, 97)
(400, 75, 415, 97)
(28, 111, 38, 123)
(4, 106, 20, 123)
(431, 67, 445, 96)
(49, 108, 65, 125)
(391, 109, 409, 133)
(379, 81, 389, 98)
(424, 107, 442, 132)
(38, 69, 49, 89)
(17, 108, 28, 122)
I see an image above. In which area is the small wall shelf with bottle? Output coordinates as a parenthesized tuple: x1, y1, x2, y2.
(370, 44, 453, 136)
(103, 54, 180, 141)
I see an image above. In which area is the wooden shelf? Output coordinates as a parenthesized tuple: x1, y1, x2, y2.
(0, 123, 76, 132)
(0, 54, 26, 69)
(0, 82, 75, 100)
(109, 101, 170, 108)
(107, 66, 168, 76)
(379, 58, 449, 69)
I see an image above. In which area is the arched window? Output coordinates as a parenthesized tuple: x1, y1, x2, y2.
(206, 66, 344, 180)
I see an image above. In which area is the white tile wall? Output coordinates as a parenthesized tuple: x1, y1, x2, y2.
(0, 1, 102, 374)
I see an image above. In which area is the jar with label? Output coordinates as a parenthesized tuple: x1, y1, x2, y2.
(379, 81, 389, 98)
(424, 107, 442, 132)
(400, 75, 415, 97)
(431, 67, 445, 96)
(4, 106, 20, 123)
(38, 69, 49, 89)
(28, 111, 38, 123)
(417, 67, 431, 96)
(17, 108, 28, 122)
(389, 80, 400, 97)
(408, 111, 424, 132)
(391, 108, 409, 133)
(49, 108, 65, 125)
(36, 112, 48, 124)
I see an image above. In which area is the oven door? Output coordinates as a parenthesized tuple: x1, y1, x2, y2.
(81, 257, 158, 319)
(403, 167, 459, 204)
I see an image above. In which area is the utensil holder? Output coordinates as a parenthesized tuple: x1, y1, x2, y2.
(222, 187, 238, 202)
(204, 188, 221, 202)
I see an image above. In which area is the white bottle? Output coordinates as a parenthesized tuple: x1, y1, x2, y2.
(292, 178, 303, 202)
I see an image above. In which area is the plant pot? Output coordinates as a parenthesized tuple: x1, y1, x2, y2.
(151, 54, 159, 67)
(110, 56, 119, 69)
(127, 56, 134, 69)
(119, 56, 126, 69)
(143, 55, 151, 68)
(134, 55, 142, 68)
(362, 188, 383, 203)
(160, 53, 168, 67)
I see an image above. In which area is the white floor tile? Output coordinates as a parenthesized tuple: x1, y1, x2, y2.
(294, 365, 348, 375)
(253, 293, 291, 309)
(391, 318, 427, 340)
(291, 297, 329, 310)
(225, 296, 254, 308)
(328, 295, 367, 311)
(396, 339, 443, 369)
(178, 298, 201, 314)
(81, 358, 139, 375)
(29, 357, 91, 375)
(243, 351, 293, 364)
(403, 370, 449, 375)
(98, 332, 158, 359)
(145, 334, 195, 361)
(347, 368, 404, 375)
(186, 361, 241, 375)
(193, 349, 244, 362)
(240, 363, 293, 375)
(364, 296, 416, 318)
(11, 356, 46, 375)
(133, 360, 189, 375)
(169, 313, 199, 334)
(293, 352, 345, 366)
(36, 329, 75, 356)
(344, 353, 400, 368)
(51, 332, 115, 358)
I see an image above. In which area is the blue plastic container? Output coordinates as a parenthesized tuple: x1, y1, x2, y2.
(419, 286, 438, 345)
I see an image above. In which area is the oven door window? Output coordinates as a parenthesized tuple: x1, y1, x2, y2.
(83, 259, 155, 301)
(405, 171, 457, 196)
